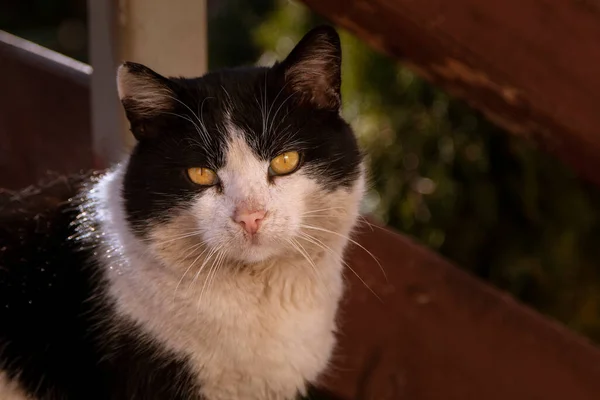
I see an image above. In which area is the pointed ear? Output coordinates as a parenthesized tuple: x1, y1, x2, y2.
(116, 62, 175, 138)
(278, 25, 342, 110)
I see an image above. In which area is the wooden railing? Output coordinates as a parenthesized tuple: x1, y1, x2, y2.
(0, 31, 92, 190)
(2, 26, 600, 400)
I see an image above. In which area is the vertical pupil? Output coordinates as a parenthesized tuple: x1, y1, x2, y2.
(283, 154, 288, 164)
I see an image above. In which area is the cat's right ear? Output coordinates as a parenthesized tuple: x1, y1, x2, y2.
(117, 62, 175, 139)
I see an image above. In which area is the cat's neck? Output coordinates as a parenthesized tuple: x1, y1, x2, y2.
(88, 163, 347, 400)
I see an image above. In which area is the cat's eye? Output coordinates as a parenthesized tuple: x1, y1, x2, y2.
(187, 167, 219, 186)
(269, 151, 301, 177)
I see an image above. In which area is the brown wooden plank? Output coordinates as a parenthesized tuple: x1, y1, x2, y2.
(0, 31, 93, 190)
(300, 0, 600, 186)
(320, 221, 600, 399)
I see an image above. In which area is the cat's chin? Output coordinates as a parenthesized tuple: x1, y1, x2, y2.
(231, 244, 280, 265)
(223, 236, 286, 264)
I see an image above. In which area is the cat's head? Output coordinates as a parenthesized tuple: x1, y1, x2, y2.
(116, 26, 364, 268)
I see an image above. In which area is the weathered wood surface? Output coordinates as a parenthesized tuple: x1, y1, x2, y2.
(3, 30, 600, 400)
(300, 0, 600, 186)
(0, 31, 92, 190)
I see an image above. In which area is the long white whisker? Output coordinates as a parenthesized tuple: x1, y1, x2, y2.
(173, 245, 210, 302)
(178, 240, 207, 261)
(198, 248, 226, 305)
(267, 91, 295, 137)
(299, 232, 382, 302)
(288, 238, 321, 284)
(357, 215, 386, 233)
(301, 207, 347, 215)
(145, 230, 203, 245)
(166, 95, 203, 126)
(188, 245, 221, 291)
(197, 96, 213, 141)
(163, 111, 205, 141)
(165, 95, 212, 143)
(300, 224, 387, 281)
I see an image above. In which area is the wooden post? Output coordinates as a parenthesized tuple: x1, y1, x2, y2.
(88, 0, 207, 166)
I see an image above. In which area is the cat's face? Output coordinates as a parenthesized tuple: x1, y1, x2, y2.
(117, 26, 364, 267)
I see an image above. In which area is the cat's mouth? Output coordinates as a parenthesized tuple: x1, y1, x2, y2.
(239, 232, 262, 246)
(228, 230, 283, 264)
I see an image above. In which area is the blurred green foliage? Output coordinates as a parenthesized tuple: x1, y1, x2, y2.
(3, 0, 600, 341)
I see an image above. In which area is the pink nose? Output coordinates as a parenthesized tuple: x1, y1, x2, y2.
(233, 209, 266, 235)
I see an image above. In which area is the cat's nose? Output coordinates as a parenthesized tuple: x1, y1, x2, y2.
(233, 209, 266, 235)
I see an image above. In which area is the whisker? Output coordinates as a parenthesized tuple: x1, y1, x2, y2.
(145, 230, 203, 245)
(301, 207, 347, 215)
(267, 90, 295, 137)
(173, 244, 210, 302)
(163, 111, 205, 141)
(298, 232, 383, 303)
(188, 245, 221, 291)
(287, 238, 322, 284)
(300, 224, 387, 282)
(357, 216, 387, 233)
(197, 96, 213, 141)
(198, 248, 226, 305)
(178, 240, 206, 261)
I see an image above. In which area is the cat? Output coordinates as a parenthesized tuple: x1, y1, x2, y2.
(0, 25, 365, 400)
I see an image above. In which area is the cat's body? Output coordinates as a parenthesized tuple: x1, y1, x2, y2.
(0, 26, 364, 399)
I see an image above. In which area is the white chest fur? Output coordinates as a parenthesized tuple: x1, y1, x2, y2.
(106, 249, 345, 400)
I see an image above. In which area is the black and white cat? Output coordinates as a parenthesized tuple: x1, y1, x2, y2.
(0, 26, 364, 399)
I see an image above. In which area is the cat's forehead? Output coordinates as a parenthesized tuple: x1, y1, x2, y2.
(172, 68, 307, 159)
(176, 67, 274, 107)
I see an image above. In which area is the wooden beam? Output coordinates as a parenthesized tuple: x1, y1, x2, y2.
(300, 0, 600, 186)
(88, 0, 207, 165)
(320, 221, 600, 399)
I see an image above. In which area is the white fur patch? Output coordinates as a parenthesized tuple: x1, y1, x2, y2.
(0, 372, 30, 400)
(91, 131, 365, 399)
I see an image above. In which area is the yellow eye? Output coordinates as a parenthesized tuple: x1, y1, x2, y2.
(269, 151, 300, 176)
(187, 167, 218, 186)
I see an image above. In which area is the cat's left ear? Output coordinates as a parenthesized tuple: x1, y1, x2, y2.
(117, 62, 175, 139)
(277, 25, 342, 111)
